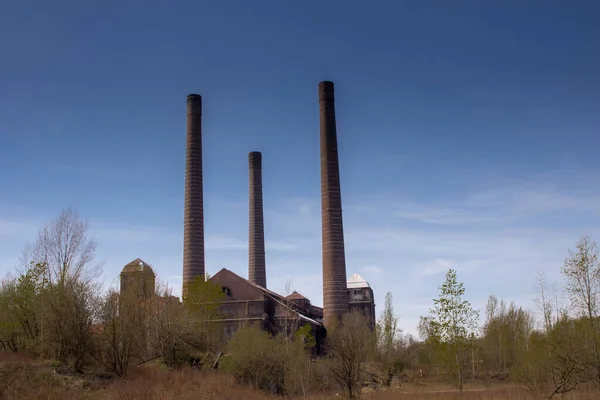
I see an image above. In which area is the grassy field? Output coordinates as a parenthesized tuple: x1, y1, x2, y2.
(1, 351, 597, 400)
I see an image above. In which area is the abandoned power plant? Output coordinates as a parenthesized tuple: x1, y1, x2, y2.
(120, 81, 376, 351)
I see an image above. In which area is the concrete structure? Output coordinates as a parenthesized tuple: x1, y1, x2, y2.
(248, 151, 267, 288)
(347, 273, 376, 331)
(319, 81, 349, 328)
(183, 94, 205, 289)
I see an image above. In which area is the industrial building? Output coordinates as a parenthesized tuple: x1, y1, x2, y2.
(121, 81, 375, 350)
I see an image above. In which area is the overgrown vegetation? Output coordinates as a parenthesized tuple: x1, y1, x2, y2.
(2, 208, 600, 399)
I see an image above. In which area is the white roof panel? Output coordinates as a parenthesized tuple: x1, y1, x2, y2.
(347, 273, 370, 289)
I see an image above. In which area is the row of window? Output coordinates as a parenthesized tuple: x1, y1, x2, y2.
(220, 303, 257, 316)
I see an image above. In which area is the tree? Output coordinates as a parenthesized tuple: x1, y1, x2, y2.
(514, 315, 590, 399)
(225, 324, 286, 394)
(376, 291, 402, 381)
(428, 268, 479, 391)
(378, 292, 400, 355)
(17, 208, 102, 369)
(99, 288, 144, 377)
(513, 250, 594, 399)
(481, 295, 534, 374)
(285, 323, 317, 397)
(22, 208, 102, 288)
(0, 262, 47, 352)
(181, 276, 225, 355)
(562, 235, 600, 384)
(326, 311, 376, 399)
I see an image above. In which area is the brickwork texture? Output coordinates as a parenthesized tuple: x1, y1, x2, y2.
(183, 94, 205, 289)
(319, 81, 349, 328)
(248, 151, 267, 288)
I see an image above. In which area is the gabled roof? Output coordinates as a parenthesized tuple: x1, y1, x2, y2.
(347, 273, 370, 289)
(209, 268, 323, 327)
(210, 268, 265, 300)
(122, 258, 155, 275)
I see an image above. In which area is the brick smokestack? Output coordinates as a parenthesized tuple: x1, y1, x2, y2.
(183, 94, 205, 291)
(248, 151, 267, 288)
(319, 81, 348, 328)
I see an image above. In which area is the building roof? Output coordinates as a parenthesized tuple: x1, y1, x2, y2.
(210, 268, 323, 327)
(122, 258, 155, 275)
(347, 273, 370, 289)
(285, 291, 308, 301)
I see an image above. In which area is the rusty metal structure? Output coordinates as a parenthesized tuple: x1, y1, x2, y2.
(248, 151, 267, 288)
(319, 81, 349, 328)
(183, 94, 205, 289)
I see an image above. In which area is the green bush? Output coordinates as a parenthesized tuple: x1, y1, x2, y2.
(225, 325, 286, 394)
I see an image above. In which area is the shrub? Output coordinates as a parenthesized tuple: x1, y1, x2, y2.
(224, 325, 286, 394)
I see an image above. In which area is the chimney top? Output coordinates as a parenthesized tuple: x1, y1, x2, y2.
(187, 94, 202, 102)
(249, 151, 262, 168)
(318, 81, 335, 102)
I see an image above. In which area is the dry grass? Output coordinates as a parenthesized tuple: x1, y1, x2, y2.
(361, 384, 599, 400)
(99, 367, 278, 400)
(1, 351, 598, 399)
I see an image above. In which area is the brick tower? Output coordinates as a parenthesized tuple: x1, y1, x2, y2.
(248, 151, 267, 288)
(183, 94, 205, 290)
(319, 81, 348, 328)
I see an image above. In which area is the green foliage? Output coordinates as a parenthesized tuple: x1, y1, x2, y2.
(513, 316, 592, 398)
(225, 324, 286, 394)
(428, 268, 479, 390)
(376, 292, 404, 381)
(481, 295, 534, 373)
(180, 276, 225, 354)
(561, 235, 600, 386)
(224, 323, 319, 396)
(294, 322, 317, 349)
(377, 291, 400, 354)
(0, 262, 48, 353)
(183, 276, 225, 318)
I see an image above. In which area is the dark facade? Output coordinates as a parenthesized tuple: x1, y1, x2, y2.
(120, 258, 156, 300)
(183, 94, 206, 289)
(319, 81, 349, 328)
(248, 151, 267, 288)
(172, 82, 374, 347)
(209, 268, 324, 354)
(347, 274, 376, 331)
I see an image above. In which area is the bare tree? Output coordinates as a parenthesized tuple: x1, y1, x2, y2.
(24, 208, 102, 288)
(99, 288, 142, 377)
(327, 311, 375, 399)
(534, 271, 555, 334)
(562, 235, 600, 384)
(20, 208, 102, 369)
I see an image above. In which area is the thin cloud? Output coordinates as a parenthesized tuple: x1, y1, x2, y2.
(360, 265, 384, 275)
(418, 258, 453, 276)
(2, 176, 600, 337)
(0, 217, 40, 237)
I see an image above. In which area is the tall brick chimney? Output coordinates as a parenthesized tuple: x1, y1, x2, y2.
(183, 94, 205, 291)
(248, 151, 267, 288)
(319, 81, 348, 328)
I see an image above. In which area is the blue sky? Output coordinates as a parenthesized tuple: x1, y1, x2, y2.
(1, 0, 600, 335)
